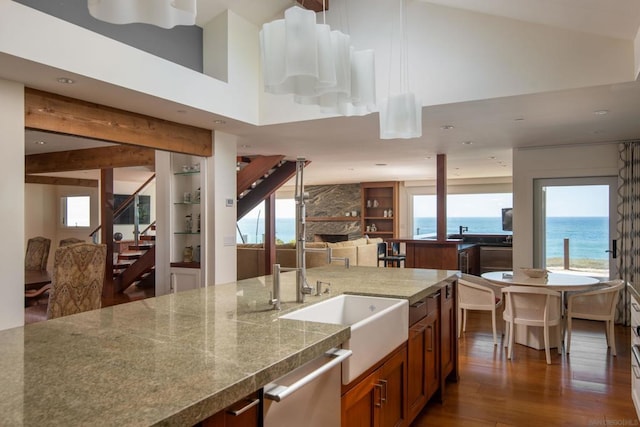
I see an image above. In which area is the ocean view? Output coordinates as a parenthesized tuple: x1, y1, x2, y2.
(237, 216, 609, 263)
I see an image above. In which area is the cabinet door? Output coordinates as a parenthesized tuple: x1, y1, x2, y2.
(170, 267, 201, 293)
(407, 319, 428, 422)
(341, 371, 382, 427)
(342, 370, 380, 427)
(379, 345, 407, 427)
(424, 308, 439, 402)
(440, 283, 456, 382)
(201, 392, 261, 427)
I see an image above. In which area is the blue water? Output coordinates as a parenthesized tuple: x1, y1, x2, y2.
(237, 216, 608, 260)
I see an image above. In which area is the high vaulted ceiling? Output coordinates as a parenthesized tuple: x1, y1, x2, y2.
(12, 0, 640, 185)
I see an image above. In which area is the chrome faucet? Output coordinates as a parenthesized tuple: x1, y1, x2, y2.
(270, 263, 313, 310)
(459, 225, 468, 236)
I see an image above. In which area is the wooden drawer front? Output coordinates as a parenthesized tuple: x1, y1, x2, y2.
(409, 292, 439, 326)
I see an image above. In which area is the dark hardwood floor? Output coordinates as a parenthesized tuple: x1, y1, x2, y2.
(412, 311, 638, 426)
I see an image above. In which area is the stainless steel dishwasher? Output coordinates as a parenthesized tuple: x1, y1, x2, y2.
(263, 348, 351, 427)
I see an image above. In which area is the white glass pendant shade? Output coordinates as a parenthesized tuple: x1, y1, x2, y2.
(294, 30, 350, 107)
(260, 5, 376, 117)
(87, 0, 196, 29)
(379, 92, 422, 139)
(261, 6, 325, 96)
(350, 49, 376, 110)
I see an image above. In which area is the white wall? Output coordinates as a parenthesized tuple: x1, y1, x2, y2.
(211, 131, 237, 285)
(261, 0, 636, 125)
(0, 1, 259, 125)
(0, 79, 25, 330)
(24, 184, 99, 270)
(512, 143, 618, 269)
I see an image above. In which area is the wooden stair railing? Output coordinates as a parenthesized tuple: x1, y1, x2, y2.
(237, 157, 307, 220)
(114, 245, 155, 293)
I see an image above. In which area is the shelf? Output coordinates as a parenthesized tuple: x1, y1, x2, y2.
(174, 201, 201, 205)
(364, 216, 394, 220)
(170, 262, 201, 269)
(366, 231, 394, 235)
(306, 216, 360, 222)
(174, 170, 200, 176)
(174, 232, 201, 235)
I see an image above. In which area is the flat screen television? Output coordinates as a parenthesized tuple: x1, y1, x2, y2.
(502, 207, 513, 232)
(114, 194, 151, 225)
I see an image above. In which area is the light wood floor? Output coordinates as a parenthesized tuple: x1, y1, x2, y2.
(412, 311, 639, 426)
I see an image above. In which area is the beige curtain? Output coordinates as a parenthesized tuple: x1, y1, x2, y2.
(616, 142, 640, 325)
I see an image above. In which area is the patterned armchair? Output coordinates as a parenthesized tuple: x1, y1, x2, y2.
(25, 236, 51, 271)
(59, 237, 85, 247)
(46, 243, 107, 319)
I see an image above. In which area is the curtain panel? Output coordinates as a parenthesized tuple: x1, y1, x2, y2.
(616, 141, 640, 325)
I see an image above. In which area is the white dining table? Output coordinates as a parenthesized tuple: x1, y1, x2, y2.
(481, 271, 600, 291)
(480, 271, 601, 350)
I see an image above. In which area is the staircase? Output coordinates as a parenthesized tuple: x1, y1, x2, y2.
(237, 155, 307, 220)
(113, 224, 156, 294)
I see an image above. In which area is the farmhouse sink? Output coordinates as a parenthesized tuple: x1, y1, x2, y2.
(280, 294, 408, 384)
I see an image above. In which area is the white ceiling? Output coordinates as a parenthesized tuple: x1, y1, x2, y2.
(18, 0, 640, 185)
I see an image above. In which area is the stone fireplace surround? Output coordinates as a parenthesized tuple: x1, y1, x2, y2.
(305, 184, 362, 241)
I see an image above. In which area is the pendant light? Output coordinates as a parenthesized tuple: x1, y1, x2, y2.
(379, 0, 422, 139)
(260, 0, 376, 117)
(87, 0, 196, 29)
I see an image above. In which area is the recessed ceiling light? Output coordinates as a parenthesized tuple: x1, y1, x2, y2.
(240, 144, 251, 149)
(375, 163, 387, 166)
(488, 156, 496, 160)
(347, 168, 354, 171)
(214, 119, 226, 125)
(461, 141, 473, 145)
(56, 77, 74, 84)
(593, 109, 609, 115)
(440, 125, 454, 130)
(34, 140, 46, 145)
(514, 117, 525, 121)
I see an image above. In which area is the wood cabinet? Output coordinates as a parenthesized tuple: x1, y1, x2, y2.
(407, 293, 439, 423)
(479, 246, 512, 273)
(458, 246, 480, 275)
(342, 344, 408, 427)
(406, 280, 459, 424)
(361, 182, 399, 240)
(440, 282, 457, 385)
(200, 392, 261, 427)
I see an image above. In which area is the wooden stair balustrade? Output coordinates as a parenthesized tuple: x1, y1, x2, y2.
(237, 158, 305, 220)
(114, 244, 155, 293)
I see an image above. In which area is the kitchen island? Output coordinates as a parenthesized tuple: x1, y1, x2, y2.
(0, 266, 457, 426)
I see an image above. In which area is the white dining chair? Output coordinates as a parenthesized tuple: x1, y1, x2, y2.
(502, 286, 562, 365)
(565, 279, 624, 356)
(458, 274, 503, 345)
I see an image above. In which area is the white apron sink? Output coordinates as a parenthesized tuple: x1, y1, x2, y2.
(280, 294, 408, 384)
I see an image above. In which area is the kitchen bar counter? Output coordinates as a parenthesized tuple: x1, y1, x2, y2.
(0, 266, 457, 426)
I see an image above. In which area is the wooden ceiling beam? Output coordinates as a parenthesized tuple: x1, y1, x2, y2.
(25, 88, 212, 157)
(26, 145, 155, 174)
(296, 0, 328, 12)
(25, 175, 99, 187)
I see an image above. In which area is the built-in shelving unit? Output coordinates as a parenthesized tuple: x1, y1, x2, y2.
(361, 181, 399, 240)
(170, 153, 204, 288)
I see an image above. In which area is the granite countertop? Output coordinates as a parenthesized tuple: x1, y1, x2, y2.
(0, 266, 457, 426)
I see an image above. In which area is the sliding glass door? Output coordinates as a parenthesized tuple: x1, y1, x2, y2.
(533, 177, 617, 280)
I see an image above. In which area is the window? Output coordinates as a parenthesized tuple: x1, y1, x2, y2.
(412, 192, 512, 238)
(61, 196, 90, 227)
(236, 199, 296, 244)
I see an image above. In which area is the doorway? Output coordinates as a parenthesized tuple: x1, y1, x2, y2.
(533, 177, 617, 280)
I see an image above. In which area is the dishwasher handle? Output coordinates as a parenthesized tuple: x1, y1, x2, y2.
(264, 348, 352, 402)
